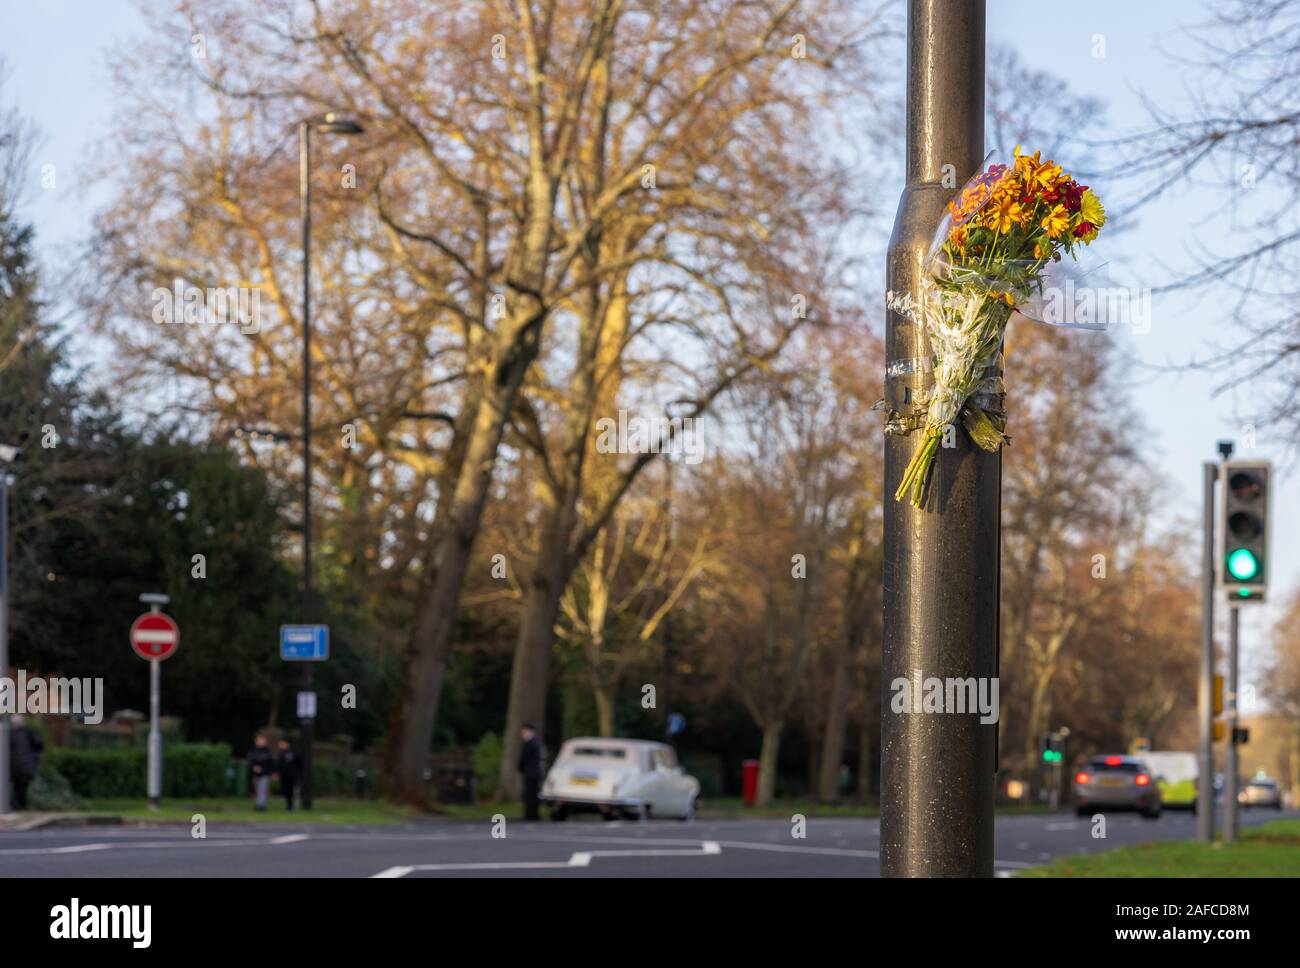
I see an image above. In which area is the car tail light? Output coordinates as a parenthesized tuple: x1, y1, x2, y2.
(1105, 756, 1122, 766)
(1136, 774, 1151, 786)
(1075, 772, 1090, 785)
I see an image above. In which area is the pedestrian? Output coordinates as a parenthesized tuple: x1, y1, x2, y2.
(276, 738, 301, 811)
(8, 715, 43, 810)
(248, 734, 274, 811)
(517, 723, 543, 821)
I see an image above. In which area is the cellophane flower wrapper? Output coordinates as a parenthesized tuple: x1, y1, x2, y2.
(893, 148, 1108, 508)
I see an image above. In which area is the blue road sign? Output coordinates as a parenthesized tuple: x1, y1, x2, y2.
(280, 625, 329, 661)
(667, 712, 686, 737)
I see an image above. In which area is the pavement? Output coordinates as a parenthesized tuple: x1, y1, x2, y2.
(0, 807, 1294, 877)
(0, 812, 121, 833)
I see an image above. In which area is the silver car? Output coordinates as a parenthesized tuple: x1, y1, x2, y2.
(1073, 755, 1162, 818)
(1238, 777, 1283, 809)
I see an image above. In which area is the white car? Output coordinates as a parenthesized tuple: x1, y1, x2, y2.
(541, 738, 700, 821)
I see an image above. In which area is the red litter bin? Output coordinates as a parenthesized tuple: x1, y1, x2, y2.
(742, 759, 760, 806)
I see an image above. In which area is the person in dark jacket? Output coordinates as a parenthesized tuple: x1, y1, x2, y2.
(9, 715, 43, 810)
(517, 723, 543, 821)
(276, 739, 301, 811)
(248, 734, 274, 811)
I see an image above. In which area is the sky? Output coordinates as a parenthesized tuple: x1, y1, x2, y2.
(0, 0, 1290, 700)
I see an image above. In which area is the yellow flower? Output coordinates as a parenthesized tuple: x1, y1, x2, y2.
(986, 196, 1024, 234)
(1014, 145, 1040, 174)
(1032, 161, 1063, 191)
(1033, 242, 1046, 260)
(1041, 203, 1069, 239)
(1079, 189, 1106, 228)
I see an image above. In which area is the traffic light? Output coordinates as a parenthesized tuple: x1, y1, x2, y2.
(1214, 674, 1224, 716)
(1218, 460, 1271, 602)
(1040, 732, 1065, 763)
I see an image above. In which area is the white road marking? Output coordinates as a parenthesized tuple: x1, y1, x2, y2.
(0, 833, 308, 856)
(716, 840, 878, 858)
(370, 840, 723, 878)
(1045, 821, 1079, 831)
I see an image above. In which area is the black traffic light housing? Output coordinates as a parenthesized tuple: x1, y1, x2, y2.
(1040, 731, 1065, 764)
(1218, 460, 1270, 603)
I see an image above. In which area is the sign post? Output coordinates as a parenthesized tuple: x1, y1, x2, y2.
(131, 595, 179, 810)
(281, 624, 327, 809)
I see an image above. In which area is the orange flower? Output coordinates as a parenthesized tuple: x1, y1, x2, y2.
(1041, 203, 1069, 239)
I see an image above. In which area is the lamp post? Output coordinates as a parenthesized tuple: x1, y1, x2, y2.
(881, 0, 993, 877)
(297, 113, 364, 810)
(0, 445, 18, 815)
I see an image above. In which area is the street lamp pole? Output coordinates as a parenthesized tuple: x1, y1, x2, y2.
(881, 0, 993, 877)
(0, 468, 11, 815)
(296, 113, 363, 811)
(298, 120, 316, 811)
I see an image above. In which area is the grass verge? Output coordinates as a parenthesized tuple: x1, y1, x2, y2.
(88, 797, 420, 825)
(1020, 819, 1300, 877)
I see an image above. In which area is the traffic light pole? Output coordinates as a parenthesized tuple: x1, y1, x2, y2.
(1198, 461, 1216, 843)
(1225, 605, 1240, 841)
(882, 0, 994, 878)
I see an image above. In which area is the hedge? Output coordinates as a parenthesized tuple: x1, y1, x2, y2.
(47, 743, 232, 798)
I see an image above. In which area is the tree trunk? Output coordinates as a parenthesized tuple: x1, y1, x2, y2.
(385, 304, 547, 803)
(1290, 732, 1300, 807)
(497, 563, 569, 799)
(818, 645, 851, 801)
(1023, 664, 1053, 786)
(594, 684, 615, 737)
(857, 717, 871, 801)
(757, 720, 783, 807)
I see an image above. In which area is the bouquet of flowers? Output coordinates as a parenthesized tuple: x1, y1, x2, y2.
(893, 146, 1107, 508)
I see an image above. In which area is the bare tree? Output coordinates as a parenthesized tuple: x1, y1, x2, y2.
(1114, 1, 1300, 435)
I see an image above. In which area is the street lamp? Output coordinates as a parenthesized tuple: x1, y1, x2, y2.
(0, 444, 22, 815)
(296, 112, 364, 810)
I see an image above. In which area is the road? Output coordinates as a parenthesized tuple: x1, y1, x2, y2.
(1, 808, 1294, 877)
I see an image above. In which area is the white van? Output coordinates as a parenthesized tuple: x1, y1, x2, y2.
(1140, 751, 1198, 809)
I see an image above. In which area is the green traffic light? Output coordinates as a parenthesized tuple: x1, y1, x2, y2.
(1226, 548, 1259, 581)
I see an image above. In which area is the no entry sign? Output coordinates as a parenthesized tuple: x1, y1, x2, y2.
(130, 612, 180, 661)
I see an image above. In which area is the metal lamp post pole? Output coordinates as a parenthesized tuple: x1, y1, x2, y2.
(882, 0, 994, 877)
(298, 120, 316, 811)
(0, 474, 11, 815)
(293, 113, 362, 810)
